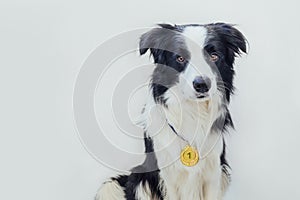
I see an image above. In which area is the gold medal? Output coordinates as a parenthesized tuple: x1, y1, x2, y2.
(180, 145, 199, 167)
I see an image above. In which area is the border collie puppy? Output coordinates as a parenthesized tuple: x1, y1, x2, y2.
(96, 23, 247, 200)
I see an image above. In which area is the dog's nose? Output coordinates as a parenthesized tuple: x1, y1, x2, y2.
(193, 76, 211, 93)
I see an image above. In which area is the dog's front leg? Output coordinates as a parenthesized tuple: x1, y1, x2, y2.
(202, 157, 222, 200)
(203, 179, 221, 200)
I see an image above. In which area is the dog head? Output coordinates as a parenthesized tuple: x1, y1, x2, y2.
(140, 23, 247, 106)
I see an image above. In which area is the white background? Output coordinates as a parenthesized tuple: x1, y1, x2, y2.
(1, 0, 300, 199)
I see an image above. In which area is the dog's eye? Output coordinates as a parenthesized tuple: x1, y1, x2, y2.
(176, 56, 185, 63)
(210, 53, 219, 62)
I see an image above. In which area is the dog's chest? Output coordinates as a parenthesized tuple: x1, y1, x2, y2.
(159, 152, 220, 200)
(160, 163, 202, 199)
(153, 127, 223, 199)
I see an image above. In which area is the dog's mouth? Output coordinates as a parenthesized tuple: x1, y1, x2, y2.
(195, 93, 209, 99)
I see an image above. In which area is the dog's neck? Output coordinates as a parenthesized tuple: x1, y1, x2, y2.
(164, 96, 222, 143)
(140, 90, 224, 143)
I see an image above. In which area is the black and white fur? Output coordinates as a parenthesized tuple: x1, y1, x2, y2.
(96, 23, 247, 200)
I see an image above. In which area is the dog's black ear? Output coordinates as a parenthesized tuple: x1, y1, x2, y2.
(139, 29, 155, 55)
(209, 23, 247, 55)
(139, 24, 177, 56)
(139, 28, 163, 63)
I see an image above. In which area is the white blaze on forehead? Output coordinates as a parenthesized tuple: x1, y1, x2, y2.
(182, 26, 207, 49)
(182, 26, 213, 77)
